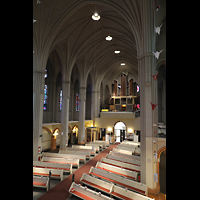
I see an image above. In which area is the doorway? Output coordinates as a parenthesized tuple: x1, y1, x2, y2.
(72, 126, 78, 144)
(114, 122, 126, 142)
(159, 150, 166, 194)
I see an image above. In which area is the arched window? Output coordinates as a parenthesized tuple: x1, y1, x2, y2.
(43, 69, 48, 110)
(59, 90, 62, 110)
(76, 93, 79, 111)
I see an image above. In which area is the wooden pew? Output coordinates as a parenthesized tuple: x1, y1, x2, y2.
(121, 141, 140, 146)
(110, 184, 152, 200)
(80, 173, 113, 194)
(95, 162, 138, 181)
(33, 161, 72, 174)
(72, 144, 99, 153)
(33, 167, 63, 181)
(116, 145, 136, 153)
(106, 154, 141, 166)
(134, 148, 141, 156)
(112, 148, 133, 155)
(59, 149, 91, 159)
(66, 147, 95, 156)
(89, 167, 147, 196)
(42, 156, 79, 168)
(101, 157, 140, 173)
(85, 143, 101, 152)
(80, 173, 152, 199)
(92, 140, 109, 148)
(33, 176, 49, 191)
(109, 151, 141, 161)
(69, 182, 114, 200)
(42, 152, 86, 163)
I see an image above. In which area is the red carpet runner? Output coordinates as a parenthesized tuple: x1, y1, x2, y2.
(38, 143, 118, 200)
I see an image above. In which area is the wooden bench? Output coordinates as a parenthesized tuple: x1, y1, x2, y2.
(85, 143, 101, 152)
(92, 140, 109, 148)
(109, 151, 141, 161)
(80, 173, 151, 199)
(106, 154, 141, 166)
(80, 173, 113, 194)
(66, 147, 95, 156)
(116, 145, 136, 152)
(33, 161, 72, 174)
(118, 143, 139, 148)
(69, 182, 114, 200)
(89, 167, 147, 196)
(121, 141, 140, 146)
(72, 145, 99, 154)
(33, 167, 63, 181)
(42, 152, 86, 163)
(33, 176, 49, 191)
(101, 157, 141, 173)
(59, 150, 91, 159)
(95, 162, 138, 181)
(42, 156, 79, 168)
(134, 148, 141, 156)
(112, 148, 133, 155)
(110, 184, 152, 200)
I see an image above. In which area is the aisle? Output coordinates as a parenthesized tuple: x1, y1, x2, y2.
(38, 143, 118, 200)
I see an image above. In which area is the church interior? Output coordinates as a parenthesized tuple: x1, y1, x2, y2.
(33, 0, 166, 199)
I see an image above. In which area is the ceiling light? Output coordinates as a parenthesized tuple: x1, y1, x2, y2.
(121, 63, 125, 66)
(105, 36, 112, 41)
(92, 13, 100, 20)
(114, 50, 120, 54)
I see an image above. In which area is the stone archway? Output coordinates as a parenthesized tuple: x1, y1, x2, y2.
(156, 146, 166, 194)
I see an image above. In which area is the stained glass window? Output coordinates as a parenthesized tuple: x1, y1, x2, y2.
(76, 93, 79, 111)
(44, 69, 47, 78)
(59, 90, 62, 111)
(43, 84, 48, 110)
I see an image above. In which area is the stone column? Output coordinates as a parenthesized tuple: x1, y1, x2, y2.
(78, 87, 86, 144)
(138, 54, 153, 187)
(60, 81, 70, 150)
(33, 70, 45, 161)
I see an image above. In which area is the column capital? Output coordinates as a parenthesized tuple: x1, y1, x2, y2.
(80, 86, 86, 90)
(137, 52, 153, 61)
(62, 80, 70, 84)
(33, 69, 46, 74)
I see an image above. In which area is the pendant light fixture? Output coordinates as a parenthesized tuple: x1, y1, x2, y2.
(105, 36, 112, 41)
(92, 13, 100, 20)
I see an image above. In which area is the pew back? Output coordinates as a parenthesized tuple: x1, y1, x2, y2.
(95, 162, 138, 181)
(69, 182, 114, 200)
(109, 151, 141, 161)
(33, 176, 49, 191)
(59, 150, 90, 158)
(42, 152, 86, 163)
(111, 184, 152, 200)
(101, 157, 140, 173)
(33, 161, 72, 174)
(106, 154, 141, 166)
(33, 167, 63, 181)
(89, 167, 147, 195)
(41, 156, 79, 168)
(80, 173, 113, 194)
(112, 148, 133, 155)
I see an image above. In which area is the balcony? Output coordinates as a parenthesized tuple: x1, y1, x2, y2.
(100, 110, 136, 119)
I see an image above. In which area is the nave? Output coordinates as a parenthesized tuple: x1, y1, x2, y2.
(33, 141, 166, 200)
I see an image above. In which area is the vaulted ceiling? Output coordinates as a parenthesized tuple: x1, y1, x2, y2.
(33, 0, 166, 85)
